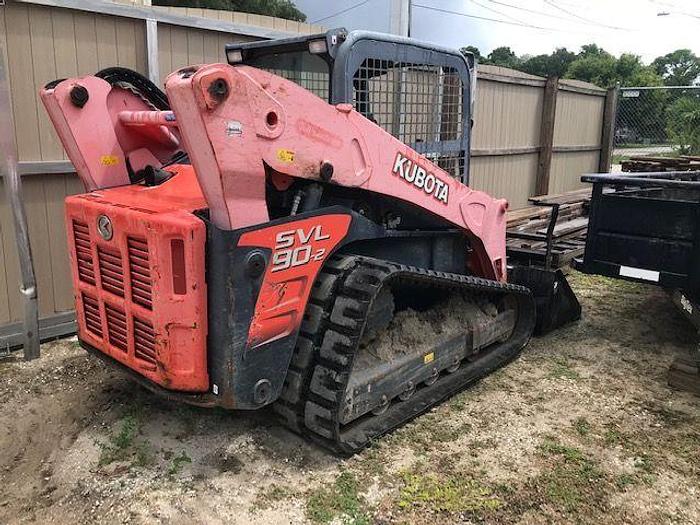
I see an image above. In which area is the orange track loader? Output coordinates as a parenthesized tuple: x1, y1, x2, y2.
(40, 29, 579, 453)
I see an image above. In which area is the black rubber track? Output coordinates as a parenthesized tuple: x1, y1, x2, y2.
(96, 67, 170, 110)
(273, 255, 536, 455)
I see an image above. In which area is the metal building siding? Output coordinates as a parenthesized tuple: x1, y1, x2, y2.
(470, 153, 539, 210)
(0, 174, 84, 326)
(472, 79, 543, 150)
(554, 90, 605, 147)
(549, 151, 600, 194)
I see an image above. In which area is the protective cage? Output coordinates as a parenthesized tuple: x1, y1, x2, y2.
(226, 28, 474, 183)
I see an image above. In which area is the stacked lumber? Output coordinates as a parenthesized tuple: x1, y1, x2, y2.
(621, 155, 700, 173)
(506, 188, 592, 270)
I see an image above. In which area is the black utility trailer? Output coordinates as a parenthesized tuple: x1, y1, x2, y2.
(575, 171, 700, 395)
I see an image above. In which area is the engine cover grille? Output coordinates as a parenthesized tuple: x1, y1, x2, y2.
(64, 169, 208, 392)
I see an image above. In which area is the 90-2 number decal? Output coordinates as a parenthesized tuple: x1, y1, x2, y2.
(271, 225, 330, 273)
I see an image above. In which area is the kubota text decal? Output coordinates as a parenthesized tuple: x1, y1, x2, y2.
(392, 152, 450, 204)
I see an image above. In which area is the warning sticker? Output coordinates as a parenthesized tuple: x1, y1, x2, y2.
(100, 155, 119, 166)
(277, 149, 295, 163)
(423, 352, 435, 364)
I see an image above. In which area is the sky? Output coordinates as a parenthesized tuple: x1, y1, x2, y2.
(295, 0, 700, 63)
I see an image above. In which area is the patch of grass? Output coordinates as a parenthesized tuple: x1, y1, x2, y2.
(167, 451, 192, 477)
(252, 483, 294, 511)
(633, 454, 654, 474)
(603, 425, 629, 448)
(355, 443, 388, 478)
(535, 437, 606, 512)
(449, 393, 468, 411)
(390, 414, 469, 449)
(397, 472, 500, 514)
(98, 414, 139, 466)
(548, 357, 580, 380)
(573, 417, 591, 437)
(674, 432, 700, 463)
(306, 471, 371, 525)
(133, 442, 155, 468)
(615, 473, 637, 490)
(538, 437, 586, 463)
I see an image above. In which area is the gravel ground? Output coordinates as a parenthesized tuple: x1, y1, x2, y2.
(0, 271, 698, 524)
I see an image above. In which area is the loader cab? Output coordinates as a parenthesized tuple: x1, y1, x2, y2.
(225, 29, 475, 184)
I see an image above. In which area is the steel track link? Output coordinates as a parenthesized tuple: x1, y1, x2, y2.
(274, 254, 536, 455)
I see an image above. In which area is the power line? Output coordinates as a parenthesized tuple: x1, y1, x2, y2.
(483, 0, 601, 24)
(411, 3, 553, 31)
(648, 0, 700, 20)
(465, 0, 532, 25)
(542, 0, 632, 30)
(309, 0, 372, 24)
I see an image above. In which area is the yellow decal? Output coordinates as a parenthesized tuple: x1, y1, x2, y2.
(277, 149, 295, 163)
(100, 155, 119, 166)
(424, 352, 434, 364)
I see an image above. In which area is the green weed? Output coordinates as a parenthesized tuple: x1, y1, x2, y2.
(306, 471, 371, 525)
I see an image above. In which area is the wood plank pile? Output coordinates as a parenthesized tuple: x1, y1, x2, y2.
(621, 155, 700, 173)
(506, 188, 592, 270)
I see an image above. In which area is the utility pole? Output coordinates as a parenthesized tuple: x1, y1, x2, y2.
(0, 43, 40, 360)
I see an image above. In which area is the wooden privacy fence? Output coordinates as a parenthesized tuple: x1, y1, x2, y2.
(471, 65, 614, 208)
(0, 0, 615, 347)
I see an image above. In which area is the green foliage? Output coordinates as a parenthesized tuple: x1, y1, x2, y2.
(548, 356, 580, 380)
(573, 417, 591, 437)
(98, 414, 139, 466)
(152, 0, 306, 22)
(167, 450, 192, 476)
(565, 52, 618, 86)
(397, 472, 501, 514)
(464, 41, 700, 90)
(536, 438, 605, 512)
(520, 48, 576, 78)
(460, 45, 482, 61)
(666, 95, 700, 154)
(306, 471, 371, 525)
(483, 46, 521, 69)
(652, 49, 700, 86)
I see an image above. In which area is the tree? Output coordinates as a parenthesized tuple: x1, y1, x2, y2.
(460, 45, 482, 62)
(484, 46, 520, 69)
(666, 95, 700, 153)
(520, 48, 576, 78)
(578, 44, 607, 59)
(565, 53, 618, 87)
(651, 49, 700, 86)
(152, 0, 306, 22)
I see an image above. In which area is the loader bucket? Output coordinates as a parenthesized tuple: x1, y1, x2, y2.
(509, 266, 581, 336)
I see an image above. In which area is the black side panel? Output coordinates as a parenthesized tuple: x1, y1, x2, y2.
(578, 176, 700, 293)
(205, 225, 269, 409)
(205, 206, 386, 409)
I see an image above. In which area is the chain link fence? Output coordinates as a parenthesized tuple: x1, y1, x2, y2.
(614, 86, 700, 162)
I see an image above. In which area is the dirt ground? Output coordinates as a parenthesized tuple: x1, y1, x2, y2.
(1, 272, 699, 525)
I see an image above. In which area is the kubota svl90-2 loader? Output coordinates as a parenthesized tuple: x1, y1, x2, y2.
(40, 29, 578, 454)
